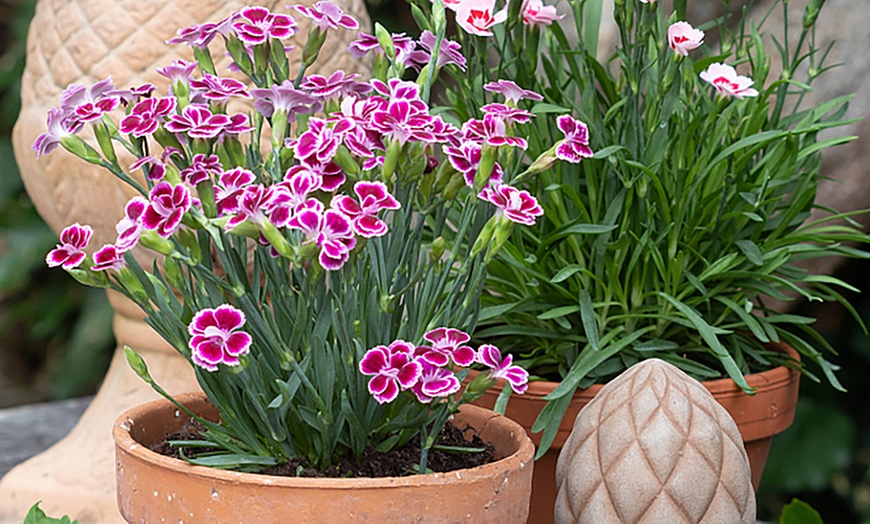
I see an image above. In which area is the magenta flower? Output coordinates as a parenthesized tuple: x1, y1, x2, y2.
(410, 362, 461, 403)
(348, 32, 416, 64)
(300, 71, 371, 101)
(232, 6, 298, 46)
(119, 97, 177, 138)
(668, 21, 704, 57)
(700, 63, 759, 99)
(418, 327, 476, 367)
(293, 2, 359, 31)
(129, 147, 181, 182)
(166, 16, 236, 48)
(280, 166, 323, 209)
(190, 73, 251, 103)
(479, 184, 543, 226)
(115, 197, 148, 252)
(481, 103, 534, 124)
(33, 107, 79, 158)
(483, 80, 543, 104)
(477, 344, 529, 394)
(297, 158, 346, 192)
(463, 114, 528, 149)
(46, 223, 93, 269)
(180, 154, 223, 186)
(287, 206, 357, 270)
(293, 118, 351, 164)
(165, 104, 231, 139)
(521, 0, 564, 26)
(407, 31, 467, 72)
(555, 115, 594, 163)
(91, 244, 126, 272)
(215, 168, 256, 215)
(108, 83, 156, 106)
(330, 181, 400, 238)
(444, 141, 503, 187)
(59, 78, 120, 125)
(156, 60, 198, 88)
(251, 81, 321, 119)
(188, 305, 252, 372)
(226, 184, 293, 229)
(359, 341, 423, 404)
(454, 0, 508, 36)
(142, 182, 192, 237)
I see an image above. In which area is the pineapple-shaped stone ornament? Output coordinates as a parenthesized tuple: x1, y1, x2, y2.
(555, 359, 756, 523)
(1, 1, 370, 521)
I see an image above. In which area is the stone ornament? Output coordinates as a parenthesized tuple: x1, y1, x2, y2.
(555, 359, 756, 523)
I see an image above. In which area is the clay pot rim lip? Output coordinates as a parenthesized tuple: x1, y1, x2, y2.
(112, 392, 535, 489)
(470, 341, 801, 399)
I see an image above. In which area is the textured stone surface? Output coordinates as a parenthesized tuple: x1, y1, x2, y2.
(555, 359, 756, 524)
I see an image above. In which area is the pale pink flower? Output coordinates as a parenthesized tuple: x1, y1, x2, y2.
(521, 0, 563, 26)
(700, 63, 759, 99)
(292, 1, 359, 31)
(453, 0, 508, 37)
(668, 21, 704, 57)
(188, 305, 252, 372)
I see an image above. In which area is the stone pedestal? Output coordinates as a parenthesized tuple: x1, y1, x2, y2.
(1, 0, 370, 521)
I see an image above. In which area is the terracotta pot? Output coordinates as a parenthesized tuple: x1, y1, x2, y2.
(470, 342, 800, 523)
(113, 392, 535, 523)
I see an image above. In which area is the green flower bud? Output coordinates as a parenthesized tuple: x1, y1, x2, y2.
(60, 136, 103, 165)
(125, 346, 154, 384)
(470, 215, 498, 258)
(139, 230, 176, 256)
(441, 170, 466, 201)
(66, 267, 109, 288)
(374, 23, 397, 63)
(193, 46, 216, 76)
(485, 218, 515, 263)
(270, 37, 290, 82)
(429, 236, 446, 263)
(803, 0, 825, 28)
(117, 267, 149, 304)
(473, 146, 496, 193)
(226, 35, 255, 77)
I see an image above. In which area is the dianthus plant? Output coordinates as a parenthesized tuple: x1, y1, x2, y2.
(417, 0, 870, 456)
(38, 3, 567, 472)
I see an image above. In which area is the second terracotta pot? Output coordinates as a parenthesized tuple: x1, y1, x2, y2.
(114, 392, 535, 523)
(470, 342, 801, 523)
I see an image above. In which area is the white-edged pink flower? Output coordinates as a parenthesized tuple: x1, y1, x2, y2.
(142, 182, 192, 237)
(114, 197, 148, 252)
(188, 305, 252, 372)
(215, 168, 256, 215)
(165, 104, 232, 139)
(453, 0, 508, 37)
(293, 1, 359, 31)
(463, 113, 528, 149)
(668, 21, 704, 57)
(700, 63, 759, 99)
(479, 184, 543, 226)
(46, 223, 93, 269)
(410, 362, 461, 403)
(119, 96, 177, 138)
(330, 181, 400, 238)
(477, 344, 529, 394)
(521, 0, 563, 26)
(483, 80, 543, 104)
(91, 244, 126, 272)
(287, 206, 357, 270)
(359, 341, 423, 404)
(417, 327, 476, 367)
(444, 141, 504, 187)
(180, 154, 223, 186)
(555, 115, 594, 163)
(232, 6, 297, 46)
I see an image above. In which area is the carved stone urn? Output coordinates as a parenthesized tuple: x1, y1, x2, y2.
(555, 359, 756, 524)
(1, 1, 369, 521)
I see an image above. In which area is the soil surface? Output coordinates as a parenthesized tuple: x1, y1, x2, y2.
(151, 417, 496, 478)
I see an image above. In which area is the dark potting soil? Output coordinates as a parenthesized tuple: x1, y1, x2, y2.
(151, 417, 496, 479)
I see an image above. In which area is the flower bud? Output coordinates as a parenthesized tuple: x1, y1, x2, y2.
(162, 254, 185, 289)
(125, 346, 154, 385)
(226, 35, 255, 77)
(193, 47, 216, 76)
(139, 229, 176, 256)
(375, 23, 397, 63)
(473, 146, 496, 193)
(429, 236, 446, 263)
(94, 122, 117, 165)
(270, 37, 290, 82)
(117, 267, 149, 303)
(485, 218, 515, 263)
(441, 171, 466, 201)
(301, 28, 328, 67)
(66, 267, 109, 288)
(803, 0, 825, 28)
(470, 215, 498, 258)
(60, 136, 103, 165)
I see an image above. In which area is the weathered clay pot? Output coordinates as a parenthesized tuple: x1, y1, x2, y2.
(113, 392, 535, 523)
(470, 342, 800, 523)
(1, 1, 370, 521)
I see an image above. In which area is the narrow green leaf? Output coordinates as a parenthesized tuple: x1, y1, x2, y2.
(578, 290, 599, 351)
(735, 239, 764, 266)
(538, 305, 580, 320)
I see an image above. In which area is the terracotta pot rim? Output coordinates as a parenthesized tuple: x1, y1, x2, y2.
(474, 340, 801, 399)
(113, 392, 535, 490)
